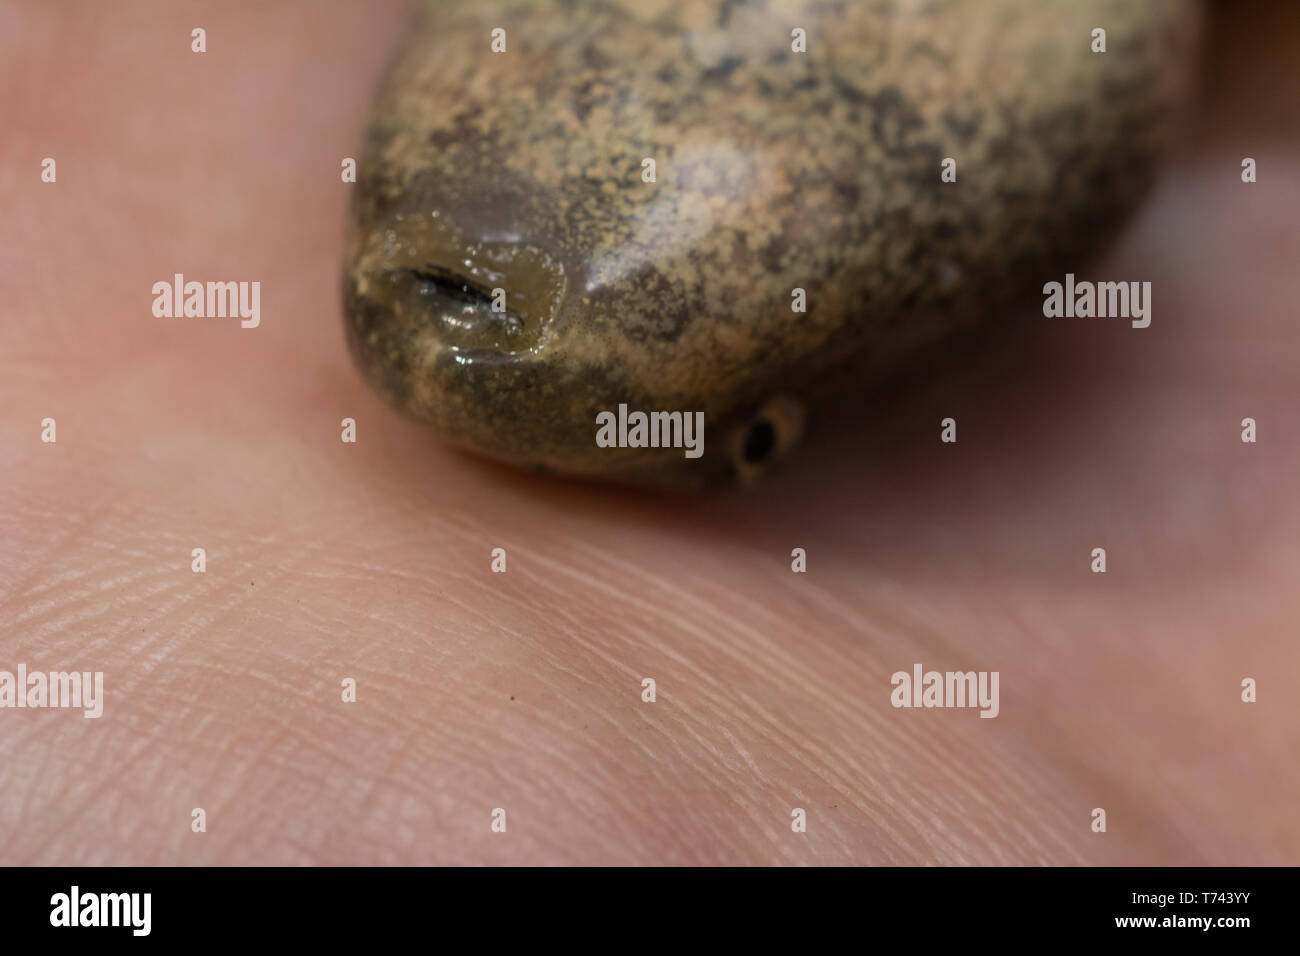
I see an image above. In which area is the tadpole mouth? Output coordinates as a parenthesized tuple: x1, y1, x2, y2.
(396, 263, 527, 344)
(349, 210, 567, 360)
(403, 264, 503, 310)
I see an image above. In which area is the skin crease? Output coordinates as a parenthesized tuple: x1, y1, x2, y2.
(1, 0, 1298, 865)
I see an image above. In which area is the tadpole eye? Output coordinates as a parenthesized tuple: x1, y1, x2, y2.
(731, 397, 807, 482)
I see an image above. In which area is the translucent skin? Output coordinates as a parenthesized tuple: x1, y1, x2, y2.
(344, 0, 1199, 487)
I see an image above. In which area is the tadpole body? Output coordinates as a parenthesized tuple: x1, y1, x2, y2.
(343, 0, 1200, 488)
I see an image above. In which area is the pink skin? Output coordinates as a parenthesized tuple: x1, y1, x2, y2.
(1, 0, 1297, 864)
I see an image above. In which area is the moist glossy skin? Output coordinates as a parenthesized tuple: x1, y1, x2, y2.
(343, 0, 1199, 489)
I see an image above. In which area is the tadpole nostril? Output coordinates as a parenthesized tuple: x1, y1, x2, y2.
(742, 419, 776, 464)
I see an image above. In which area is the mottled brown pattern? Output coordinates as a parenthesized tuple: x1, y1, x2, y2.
(343, 0, 1200, 488)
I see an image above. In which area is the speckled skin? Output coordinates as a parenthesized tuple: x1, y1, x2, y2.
(343, 0, 1199, 488)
